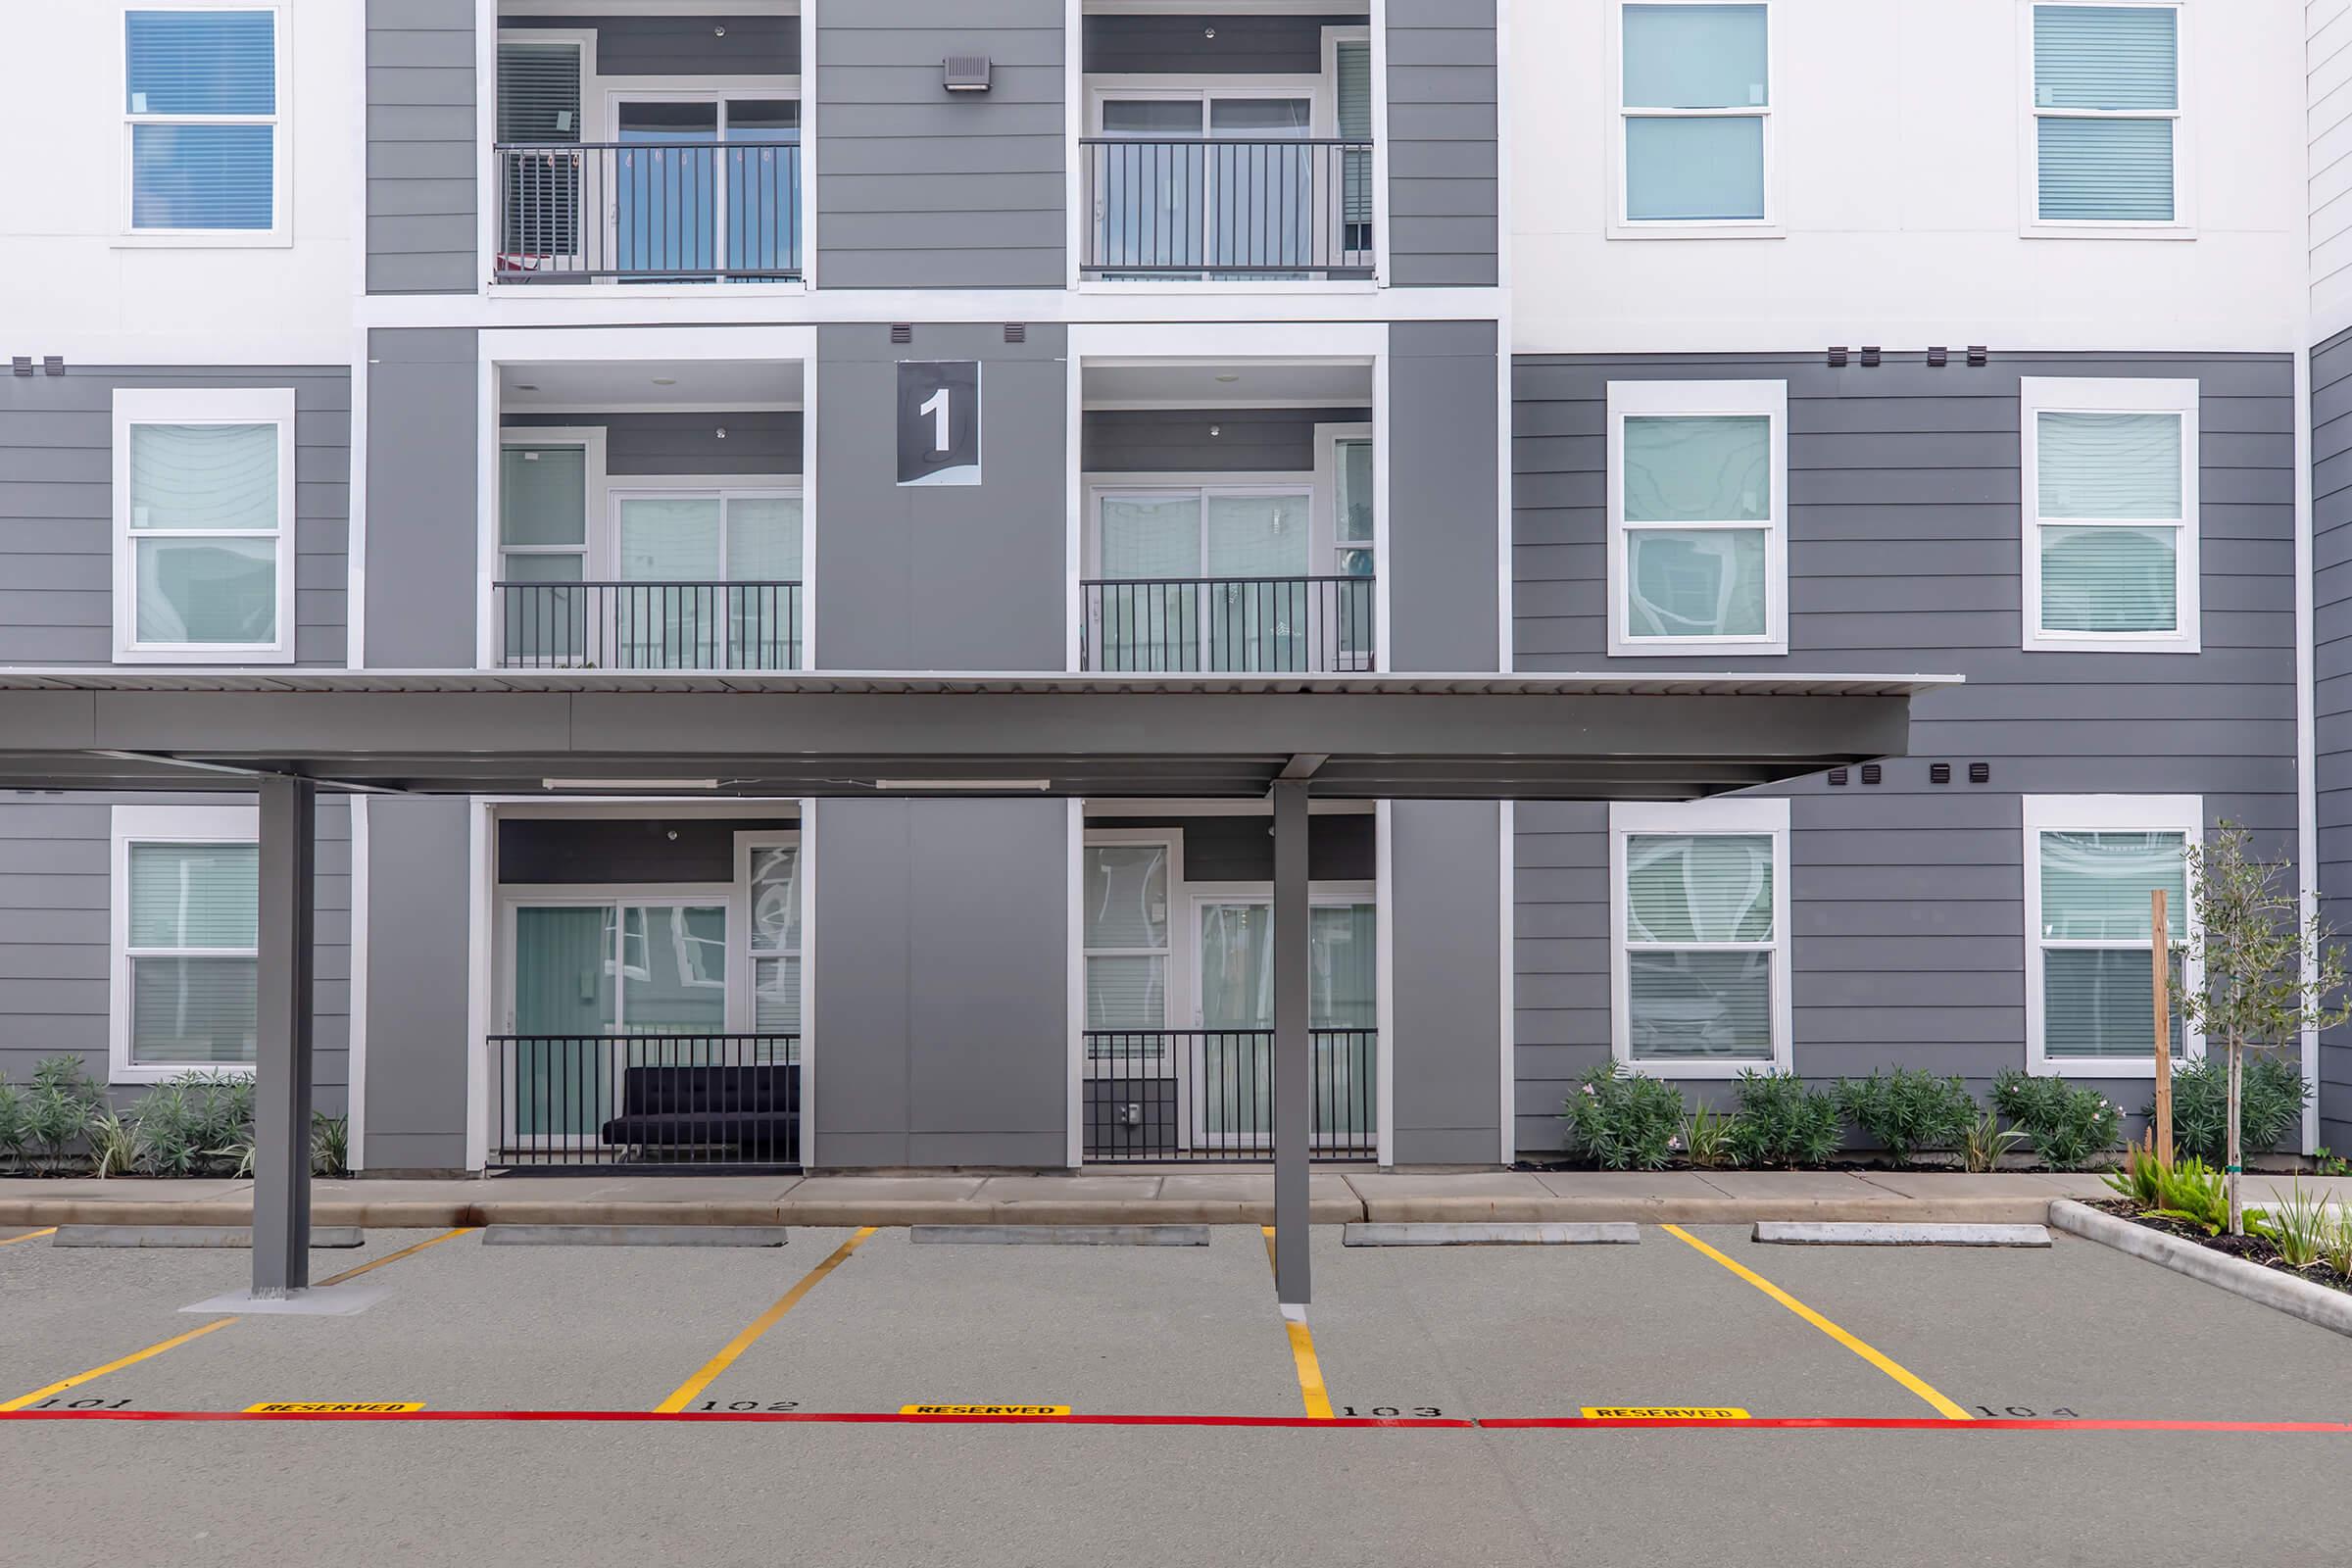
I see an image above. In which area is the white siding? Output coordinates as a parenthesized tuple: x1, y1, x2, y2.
(2313, 0, 2352, 338)
(1513, 0, 2305, 355)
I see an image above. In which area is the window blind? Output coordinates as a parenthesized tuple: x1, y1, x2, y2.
(126, 11, 275, 231)
(499, 447, 587, 548)
(129, 843, 259, 949)
(1627, 835, 1774, 945)
(497, 42, 581, 142)
(1338, 40, 1373, 227)
(1623, 4, 1768, 108)
(2033, 5, 2177, 222)
(2035, 411, 2183, 633)
(1624, 416, 1770, 522)
(2039, 827, 2188, 1057)
(1625, 833, 1773, 1063)
(129, 424, 277, 532)
(126, 10, 274, 115)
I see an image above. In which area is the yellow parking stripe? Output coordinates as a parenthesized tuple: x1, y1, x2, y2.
(1661, 1224, 1970, 1421)
(0, 1226, 476, 1412)
(1260, 1227, 1336, 1420)
(0, 1227, 57, 1247)
(317, 1226, 477, 1287)
(0, 1319, 239, 1411)
(656, 1227, 875, 1414)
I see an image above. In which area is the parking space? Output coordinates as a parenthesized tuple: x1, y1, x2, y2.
(3, 1221, 2347, 1426)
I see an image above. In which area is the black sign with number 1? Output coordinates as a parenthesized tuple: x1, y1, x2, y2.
(896, 361, 982, 487)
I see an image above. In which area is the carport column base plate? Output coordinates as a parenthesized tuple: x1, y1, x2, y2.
(180, 1283, 393, 1317)
(1752, 1222, 2051, 1248)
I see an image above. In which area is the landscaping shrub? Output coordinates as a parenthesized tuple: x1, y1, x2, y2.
(0, 1076, 29, 1174)
(1725, 1071, 1842, 1168)
(2152, 1055, 2310, 1165)
(1562, 1065, 1687, 1170)
(1834, 1069, 1977, 1164)
(1962, 1108, 2026, 1173)
(1680, 1102, 1738, 1170)
(312, 1112, 350, 1177)
(2134, 1154, 2230, 1237)
(2249, 1181, 2330, 1268)
(1990, 1069, 2121, 1169)
(26, 1055, 102, 1173)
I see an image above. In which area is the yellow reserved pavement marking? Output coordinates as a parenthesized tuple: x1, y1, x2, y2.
(1260, 1227, 1335, 1421)
(902, 1404, 1068, 1416)
(656, 1227, 876, 1414)
(1661, 1224, 1970, 1422)
(1, 1319, 239, 1411)
(1584, 1406, 1749, 1420)
(0, 1226, 476, 1413)
(1, 1227, 58, 1247)
(245, 1402, 423, 1414)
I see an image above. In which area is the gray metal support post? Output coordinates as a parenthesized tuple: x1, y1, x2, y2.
(252, 773, 317, 1297)
(1272, 777, 1310, 1306)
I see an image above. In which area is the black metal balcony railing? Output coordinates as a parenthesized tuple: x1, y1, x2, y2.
(1084, 1029, 1377, 1162)
(1080, 137, 1375, 277)
(494, 141, 803, 281)
(496, 581, 802, 670)
(492, 1033, 801, 1169)
(1082, 576, 1374, 673)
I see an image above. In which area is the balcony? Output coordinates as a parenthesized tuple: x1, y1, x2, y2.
(1079, 136, 1374, 280)
(495, 139, 803, 283)
(1084, 1028, 1377, 1161)
(1079, 5, 1373, 281)
(496, 580, 803, 670)
(1081, 576, 1372, 673)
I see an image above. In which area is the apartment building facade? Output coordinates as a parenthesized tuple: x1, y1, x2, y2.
(3, 0, 2341, 1175)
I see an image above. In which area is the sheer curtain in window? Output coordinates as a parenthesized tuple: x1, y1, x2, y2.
(129, 423, 279, 645)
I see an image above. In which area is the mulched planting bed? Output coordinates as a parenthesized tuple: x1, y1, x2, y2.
(2091, 1199, 2352, 1296)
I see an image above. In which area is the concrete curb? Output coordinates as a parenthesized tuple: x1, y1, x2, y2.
(2048, 1200, 2352, 1340)
(1752, 1221, 2050, 1248)
(0, 1193, 2070, 1228)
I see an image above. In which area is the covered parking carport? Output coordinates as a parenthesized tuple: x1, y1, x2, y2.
(0, 667, 1952, 1309)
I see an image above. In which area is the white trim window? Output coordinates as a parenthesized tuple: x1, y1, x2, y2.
(2023, 795, 2202, 1077)
(1609, 798, 1792, 1077)
(112, 387, 298, 663)
(1082, 830, 1182, 1058)
(2023, 2, 2187, 235)
(1606, 379, 1788, 656)
(122, 4, 290, 244)
(110, 805, 260, 1083)
(733, 831, 803, 1063)
(2020, 376, 2200, 653)
(1611, 1, 1777, 235)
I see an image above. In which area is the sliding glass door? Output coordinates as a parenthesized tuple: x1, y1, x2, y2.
(611, 489, 803, 668)
(1191, 896, 1376, 1149)
(507, 901, 727, 1143)
(612, 97, 800, 280)
(1095, 488, 1312, 671)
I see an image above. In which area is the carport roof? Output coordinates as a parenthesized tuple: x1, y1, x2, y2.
(0, 667, 1959, 802)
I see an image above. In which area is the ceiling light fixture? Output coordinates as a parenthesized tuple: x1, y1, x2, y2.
(543, 778, 720, 791)
(1215, 373, 1240, 383)
(874, 778, 1054, 792)
(652, 376, 677, 386)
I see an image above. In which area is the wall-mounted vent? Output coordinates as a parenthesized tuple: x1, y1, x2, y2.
(1828, 768, 1848, 786)
(1859, 346, 1882, 368)
(1968, 761, 1990, 784)
(1927, 346, 1948, 368)
(1930, 762, 1951, 784)
(890, 323, 912, 345)
(1967, 346, 1988, 368)
(1826, 346, 1848, 368)
(1004, 322, 1026, 343)
(9, 357, 28, 377)
(944, 55, 991, 92)
(1860, 763, 1883, 785)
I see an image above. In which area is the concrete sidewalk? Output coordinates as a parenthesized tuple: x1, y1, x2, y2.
(2, 1166, 2306, 1229)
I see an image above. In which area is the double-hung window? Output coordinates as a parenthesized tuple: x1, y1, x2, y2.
(1611, 799, 1791, 1076)
(2027, 3, 2184, 231)
(2024, 796, 2199, 1075)
(1615, 2, 1773, 231)
(113, 388, 297, 663)
(1607, 380, 1788, 656)
(111, 805, 259, 1083)
(1083, 835, 1176, 1057)
(123, 6, 288, 242)
(2021, 377, 2199, 653)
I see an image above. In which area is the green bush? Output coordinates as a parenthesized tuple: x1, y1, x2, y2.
(2151, 1055, 2310, 1164)
(1562, 1065, 1688, 1170)
(25, 1055, 102, 1173)
(1680, 1102, 1738, 1170)
(2138, 1154, 2230, 1237)
(129, 1082, 205, 1177)
(1835, 1069, 1977, 1164)
(0, 1077, 29, 1174)
(312, 1112, 350, 1177)
(1990, 1069, 2122, 1169)
(1726, 1071, 1843, 1168)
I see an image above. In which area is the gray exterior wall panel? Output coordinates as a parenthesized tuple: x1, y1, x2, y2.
(0, 368, 350, 667)
(2317, 326, 2352, 1155)
(813, 323, 1066, 670)
(366, 328, 481, 669)
(1514, 352, 2299, 1155)
(1390, 321, 1500, 671)
(503, 412, 804, 476)
(361, 798, 471, 1173)
(1392, 800, 1502, 1163)
(815, 0, 1064, 288)
(368, 0, 477, 294)
(1386, 0, 1496, 286)
(812, 799, 1067, 1168)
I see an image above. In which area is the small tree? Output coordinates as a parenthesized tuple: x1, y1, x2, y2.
(2176, 825, 2352, 1234)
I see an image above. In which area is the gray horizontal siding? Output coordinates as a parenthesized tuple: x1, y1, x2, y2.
(368, 0, 477, 295)
(815, 0, 1065, 288)
(1513, 351, 2300, 1155)
(1082, 407, 1370, 472)
(0, 367, 350, 667)
(1386, 0, 1496, 287)
(0, 793, 351, 1109)
(1082, 13, 1362, 74)
(502, 412, 804, 476)
(2318, 325, 2352, 1156)
(503, 14, 800, 74)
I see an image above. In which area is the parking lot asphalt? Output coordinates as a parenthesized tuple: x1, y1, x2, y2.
(6, 1220, 2351, 1565)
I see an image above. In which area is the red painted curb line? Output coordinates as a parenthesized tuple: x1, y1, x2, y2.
(2, 1410, 2347, 1433)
